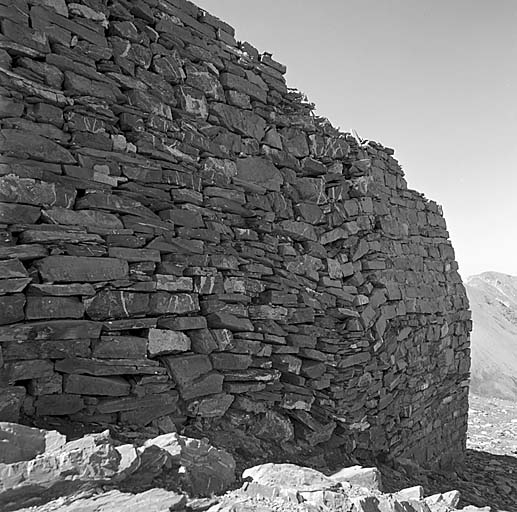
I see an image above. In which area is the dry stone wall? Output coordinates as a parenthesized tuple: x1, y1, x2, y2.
(0, 0, 471, 468)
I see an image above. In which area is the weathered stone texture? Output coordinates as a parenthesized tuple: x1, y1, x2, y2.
(0, 0, 470, 469)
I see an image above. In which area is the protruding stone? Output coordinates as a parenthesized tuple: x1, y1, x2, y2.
(148, 329, 191, 356)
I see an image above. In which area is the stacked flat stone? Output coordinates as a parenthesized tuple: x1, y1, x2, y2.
(0, 0, 471, 468)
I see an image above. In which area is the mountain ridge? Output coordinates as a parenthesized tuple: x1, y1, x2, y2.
(465, 271, 517, 400)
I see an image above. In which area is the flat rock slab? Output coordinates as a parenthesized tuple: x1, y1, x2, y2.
(0, 320, 102, 342)
(242, 463, 336, 492)
(36, 256, 129, 282)
(63, 375, 130, 396)
(42, 207, 124, 229)
(85, 290, 150, 321)
(55, 357, 165, 376)
(14, 488, 187, 512)
(0, 129, 76, 163)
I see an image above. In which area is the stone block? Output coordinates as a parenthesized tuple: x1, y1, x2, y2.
(42, 208, 123, 229)
(96, 392, 178, 414)
(0, 278, 32, 294)
(55, 357, 165, 376)
(330, 465, 383, 491)
(155, 275, 193, 292)
(108, 247, 161, 262)
(148, 329, 191, 356)
(2, 338, 90, 361)
(63, 375, 130, 396)
(36, 256, 129, 283)
(162, 354, 212, 387)
(0, 320, 101, 342)
(35, 394, 84, 415)
(0, 202, 41, 224)
(181, 372, 224, 400)
(210, 353, 251, 370)
(0, 386, 26, 422)
(206, 312, 254, 332)
(0, 294, 25, 325)
(27, 374, 62, 396)
(25, 296, 84, 320)
(85, 290, 149, 320)
(186, 393, 234, 418)
(149, 292, 199, 315)
(158, 316, 207, 331)
(220, 72, 266, 103)
(0, 129, 75, 163)
(92, 336, 148, 359)
(210, 103, 266, 140)
(235, 156, 283, 191)
(188, 329, 218, 354)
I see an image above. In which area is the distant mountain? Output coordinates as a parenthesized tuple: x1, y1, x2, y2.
(465, 271, 517, 400)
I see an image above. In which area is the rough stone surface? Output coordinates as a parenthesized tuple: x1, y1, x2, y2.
(0, 0, 470, 470)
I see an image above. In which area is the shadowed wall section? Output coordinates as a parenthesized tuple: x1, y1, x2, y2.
(0, 0, 471, 468)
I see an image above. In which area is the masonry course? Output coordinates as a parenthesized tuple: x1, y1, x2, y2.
(0, 0, 471, 468)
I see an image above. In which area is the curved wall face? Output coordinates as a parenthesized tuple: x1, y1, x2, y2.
(0, 0, 470, 467)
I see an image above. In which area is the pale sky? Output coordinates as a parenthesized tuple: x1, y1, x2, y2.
(196, 0, 517, 279)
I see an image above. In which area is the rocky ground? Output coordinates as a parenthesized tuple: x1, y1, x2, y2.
(1, 393, 515, 511)
(467, 394, 517, 456)
(0, 419, 494, 512)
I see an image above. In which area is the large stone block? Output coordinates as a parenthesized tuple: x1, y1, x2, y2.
(206, 312, 254, 332)
(0, 320, 101, 342)
(55, 357, 165, 376)
(42, 207, 124, 229)
(76, 192, 158, 219)
(25, 296, 84, 320)
(85, 290, 149, 321)
(220, 72, 267, 103)
(162, 354, 212, 387)
(235, 156, 283, 192)
(2, 338, 90, 361)
(96, 392, 178, 414)
(210, 103, 266, 140)
(0, 129, 76, 163)
(1, 360, 54, 384)
(92, 336, 148, 359)
(149, 292, 199, 315)
(181, 372, 223, 400)
(0, 202, 41, 224)
(36, 256, 129, 283)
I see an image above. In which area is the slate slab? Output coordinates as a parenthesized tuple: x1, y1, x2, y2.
(36, 256, 129, 282)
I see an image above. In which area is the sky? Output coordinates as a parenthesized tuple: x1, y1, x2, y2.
(196, 0, 517, 278)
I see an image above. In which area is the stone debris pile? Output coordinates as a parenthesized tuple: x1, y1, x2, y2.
(0, 422, 497, 512)
(0, 0, 470, 467)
